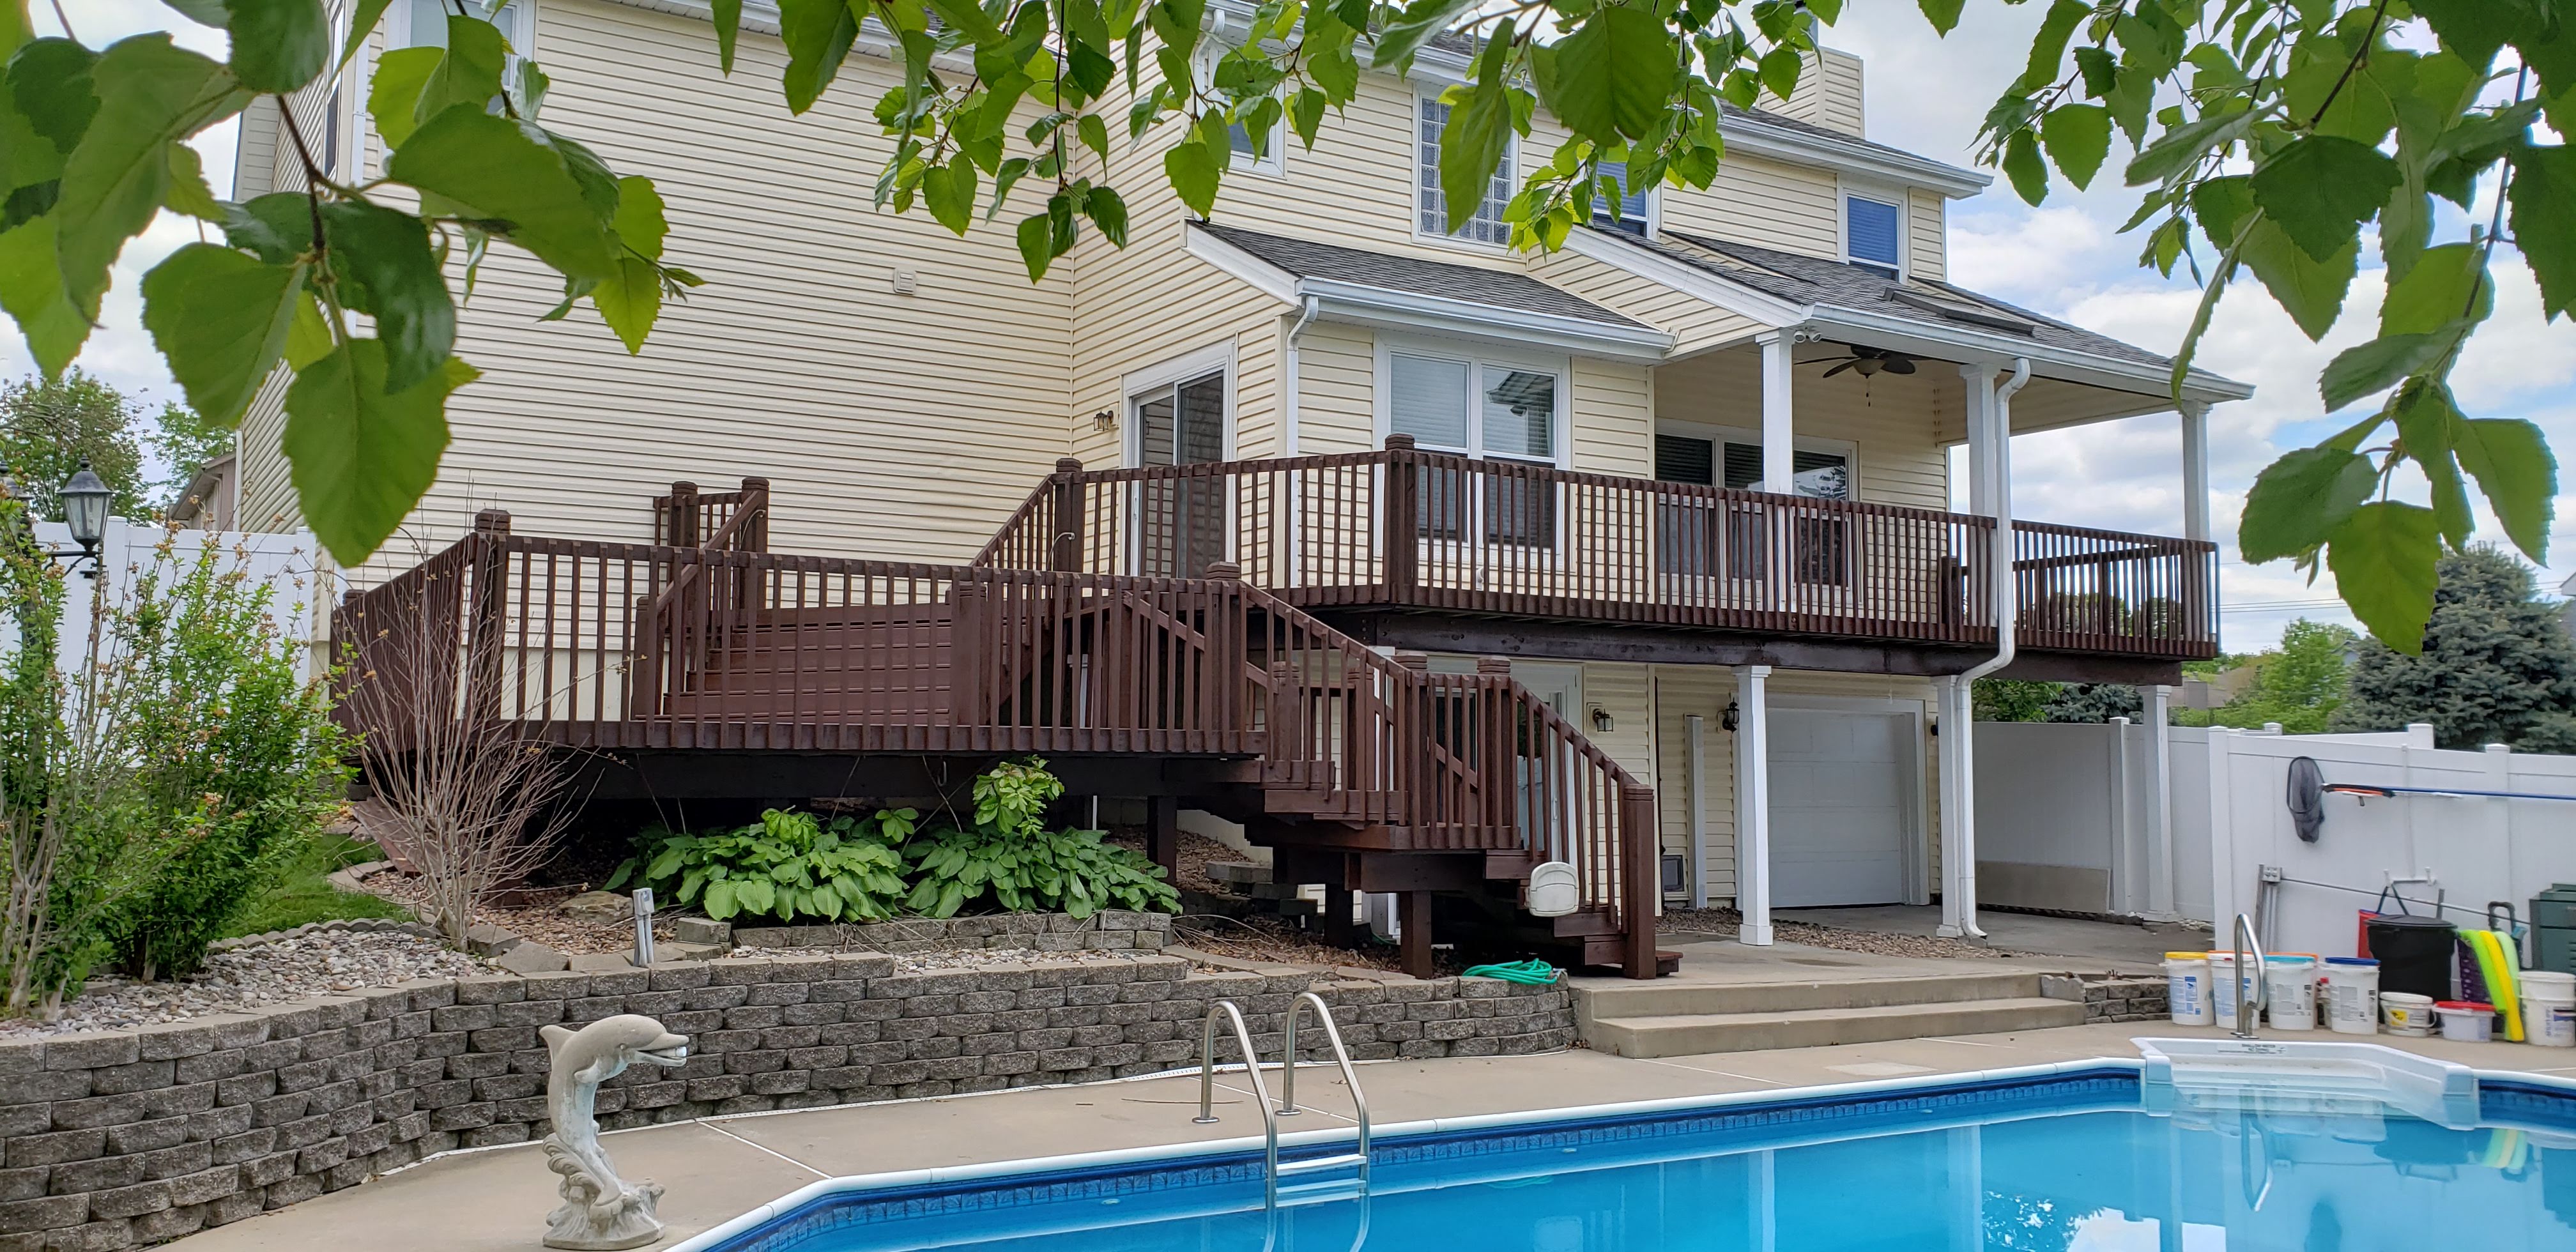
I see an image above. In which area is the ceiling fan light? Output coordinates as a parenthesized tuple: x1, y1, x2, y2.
(1854, 357, 1882, 377)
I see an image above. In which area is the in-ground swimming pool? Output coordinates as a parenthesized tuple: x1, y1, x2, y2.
(683, 1059, 2576, 1252)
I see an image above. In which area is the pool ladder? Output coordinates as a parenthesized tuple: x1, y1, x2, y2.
(1195, 993, 1372, 1210)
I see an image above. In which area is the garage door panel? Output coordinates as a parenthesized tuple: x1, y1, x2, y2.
(1768, 710, 1912, 908)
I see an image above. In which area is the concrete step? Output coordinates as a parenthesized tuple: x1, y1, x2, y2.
(1577, 971, 2044, 1021)
(1586, 996, 2087, 1058)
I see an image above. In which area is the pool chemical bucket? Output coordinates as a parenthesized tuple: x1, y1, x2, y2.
(2365, 911, 2457, 1001)
(2264, 954, 2320, 1030)
(2435, 1001, 2494, 1042)
(2524, 970, 2576, 1048)
(2209, 953, 2255, 1030)
(2322, 958, 2380, 1035)
(2383, 991, 2437, 1036)
(2165, 952, 2213, 1026)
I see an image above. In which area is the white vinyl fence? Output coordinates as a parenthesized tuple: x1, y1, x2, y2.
(27, 518, 329, 682)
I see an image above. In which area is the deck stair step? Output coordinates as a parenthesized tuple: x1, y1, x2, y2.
(1575, 972, 2080, 1058)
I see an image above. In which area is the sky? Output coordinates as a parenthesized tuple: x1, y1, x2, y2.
(19, 0, 2576, 653)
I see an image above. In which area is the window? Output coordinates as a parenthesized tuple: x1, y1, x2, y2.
(1417, 96, 1514, 245)
(1592, 160, 1651, 236)
(1653, 431, 1851, 581)
(397, 0, 530, 49)
(1196, 49, 1284, 176)
(1388, 348, 1561, 544)
(1130, 360, 1230, 577)
(1845, 193, 1903, 277)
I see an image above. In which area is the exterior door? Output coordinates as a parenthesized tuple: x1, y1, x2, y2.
(1768, 710, 1911, 907)
(1135, 370, 1227, 577)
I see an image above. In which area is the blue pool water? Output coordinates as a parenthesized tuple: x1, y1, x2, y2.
(717, 1073, 2576, 1252)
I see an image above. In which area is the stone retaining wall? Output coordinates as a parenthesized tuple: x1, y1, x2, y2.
(2040, 973, 2170, 1023)
(0, 954, 1568, 1249)
(725, 910, 1173, 954)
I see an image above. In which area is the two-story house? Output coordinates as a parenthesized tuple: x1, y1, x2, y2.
(233, 0, 2250, 977)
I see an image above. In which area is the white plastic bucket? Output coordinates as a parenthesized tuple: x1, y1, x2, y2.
(2383, 991, 2437, 1037)
(2322, 958, 2380, 1035)
(2209, 953, 2251, 1030)
(2435, 1001, 2494, 1042)
(2523, 970, 2576, 1004)
(2526, 999, 2576, 1048)
(2264, 954, 2320, 1031)
(2165, 952, 2213, 1027)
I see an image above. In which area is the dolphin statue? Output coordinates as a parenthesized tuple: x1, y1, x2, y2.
(538, 1014, 691, 1249)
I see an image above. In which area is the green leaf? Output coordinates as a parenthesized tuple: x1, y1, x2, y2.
(2039, 104, 2111, 190)
(54, 34, 249, 322)
(2453, 416, 2556, 561)
(222, 0, 329, 93)
(2508, 142, 2576, 319)
(139, 243, 304, 426)
(2238, 219, 2357, 341)
(1015, 211, 1053, 281)
(367, 45, 441, 149)
(2248, 135, 2402, 262)
(1547, 6, 1669, 144)
(162, 142, 220, 218)
(713, 0, 743, 74)
(1438, 86, 1510, 235)
(1917, 0, 1965, 35)
(387, 109, 618, 281)
(2239, 446, 2376, 563)
(777, 0, 859, 113)
(282, 291, 330, 369)
(2319, 329, 2460, 411)
(2327, 502, 2441, 652)
(339, 0, 394, 71)
(704, 878, 738, 920)
(1163, 137, 1219, 217)
(610, 175, 666, 261)
(282, 339, 473, 563)
(1371, 0, 1480, 70)
(1083, 185, 1127, 247)
(923, 158, 975, 234)
(2001, 128, 2048, 205)
(10, 38, 100, 154)
(2389, 382, 2474, 548)
(2380, 242, 2491, 338)
(2124, 110, 2250, 187)
(417, 13, 507, 121)
(318, 200, 454, 392)
(0, 217, 86, 376)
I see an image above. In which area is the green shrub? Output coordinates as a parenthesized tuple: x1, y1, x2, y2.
(902, 761, 1178, 919)
(609, 807, 912, 924)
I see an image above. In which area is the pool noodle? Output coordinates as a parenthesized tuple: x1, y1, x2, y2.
(2467, 928, 2524, 1042)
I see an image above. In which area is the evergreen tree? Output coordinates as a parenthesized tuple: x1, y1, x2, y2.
(2333, 549, 2576, 749)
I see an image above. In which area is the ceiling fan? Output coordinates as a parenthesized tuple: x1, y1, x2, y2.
(1814, 344, 1919, 378)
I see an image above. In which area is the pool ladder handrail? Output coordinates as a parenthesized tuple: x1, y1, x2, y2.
(1195, 993, 1372, 1209)
(2231, 912, 2268, 1041)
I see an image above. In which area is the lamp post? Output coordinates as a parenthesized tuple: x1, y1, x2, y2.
(56, 461, 110, 577)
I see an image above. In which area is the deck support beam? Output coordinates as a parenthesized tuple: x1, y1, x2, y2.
(1732, 664, 1773, 947)
(1399, 891, 1435, 979)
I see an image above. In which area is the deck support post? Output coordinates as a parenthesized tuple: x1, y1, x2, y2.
(1756, 331, 1795, 492)
(1324, 885, 1362, 947)
(1381, 435, 1418, 599)
(466, 510, 511, 722)
(1399, 890, 1434, 978)
(1731, 664, 1773, 947)
(2140, 682, 2176, 920)
(1620, 783, 1659, 978)
(1050, 457, 1085, 572)
(737, 477, 770, 552)
(1147, 795, 1179, 881)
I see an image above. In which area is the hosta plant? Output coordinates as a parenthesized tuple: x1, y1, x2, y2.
(903, 760, 1178, 919)
(609, 807, 912, 924)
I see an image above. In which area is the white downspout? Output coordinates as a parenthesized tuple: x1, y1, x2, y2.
(1941, 356, 2028, 941)
(1282, 294, 1320, 456)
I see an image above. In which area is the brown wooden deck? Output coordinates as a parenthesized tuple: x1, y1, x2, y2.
(335, 509, 1663, 977)
(974, 438, 2220, 664)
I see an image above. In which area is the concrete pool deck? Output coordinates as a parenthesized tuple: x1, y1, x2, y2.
(171, 1018, 2576, 1252)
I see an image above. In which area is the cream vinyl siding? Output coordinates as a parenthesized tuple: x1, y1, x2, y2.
(1656, 151, 1841, 258)
(1534, 251, 1765, 358)
(240, 0, 1078, 585)
(1777, 49, 1866, 138)
(1907, 190, 1947, 281)
(1650, 346, 1954, 512)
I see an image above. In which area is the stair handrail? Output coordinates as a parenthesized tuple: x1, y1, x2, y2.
(1277, 993, 1372, 1189)
(1195, 1000, 1282, 1207)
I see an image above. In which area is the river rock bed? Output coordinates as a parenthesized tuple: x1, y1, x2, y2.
(0, 928, 488, 1037)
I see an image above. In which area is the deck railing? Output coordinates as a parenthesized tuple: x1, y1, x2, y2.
(975, 439, 2218, 659)
(652, 477, 769, 551)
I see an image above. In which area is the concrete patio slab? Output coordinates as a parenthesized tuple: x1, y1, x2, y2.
(169, 1020, 2563, 1252)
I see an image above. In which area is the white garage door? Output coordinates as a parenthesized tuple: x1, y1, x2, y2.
(1768, 710, 1912, 908)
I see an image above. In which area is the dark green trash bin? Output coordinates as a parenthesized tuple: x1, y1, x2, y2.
(2538, 884, 2576, 975)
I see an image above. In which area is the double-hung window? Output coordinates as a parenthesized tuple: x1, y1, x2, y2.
(1653, 429, 1851, 582)
(1844, 192, 1903, 277)
(1388, 348, 1561, 545)
(1591, 160, 1651, 236)
(1417, 96, 1514, 245)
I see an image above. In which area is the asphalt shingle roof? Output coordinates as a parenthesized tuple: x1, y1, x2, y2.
(1195, 222, 1650, 329)
(1639, 229, 2178, 370)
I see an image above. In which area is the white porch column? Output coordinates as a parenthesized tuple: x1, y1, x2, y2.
(1960, 363, 1998, 515)
(1757, 331, 1795, 492)
(2179, 400, 2212, 543)
(2141, 683, 2177, 919)
(1686, 714, 1710, 910)
(1733, 664, 1774, 945)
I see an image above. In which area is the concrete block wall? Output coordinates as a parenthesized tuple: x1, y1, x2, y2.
(728, 910, 1173, 953)
(0, 953, 1570, 1249)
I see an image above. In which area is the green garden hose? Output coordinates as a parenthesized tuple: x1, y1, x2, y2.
(1460, 959, 1562, 985)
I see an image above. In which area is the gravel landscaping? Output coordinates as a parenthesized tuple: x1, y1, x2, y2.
(1659, 906, 2028, 959)
(0, 928, 489, 1037)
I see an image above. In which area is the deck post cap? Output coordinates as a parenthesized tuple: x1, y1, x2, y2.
(1055, 457, 1085, 473)
(1383, 434, 1416, 451)
(1204, 561, 1241, 580)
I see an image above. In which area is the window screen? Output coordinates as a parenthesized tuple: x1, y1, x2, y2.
(1846, 195, 1901, 275)
(1655, 434, 1714, 485)
(1390, 354, 1471, 449)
